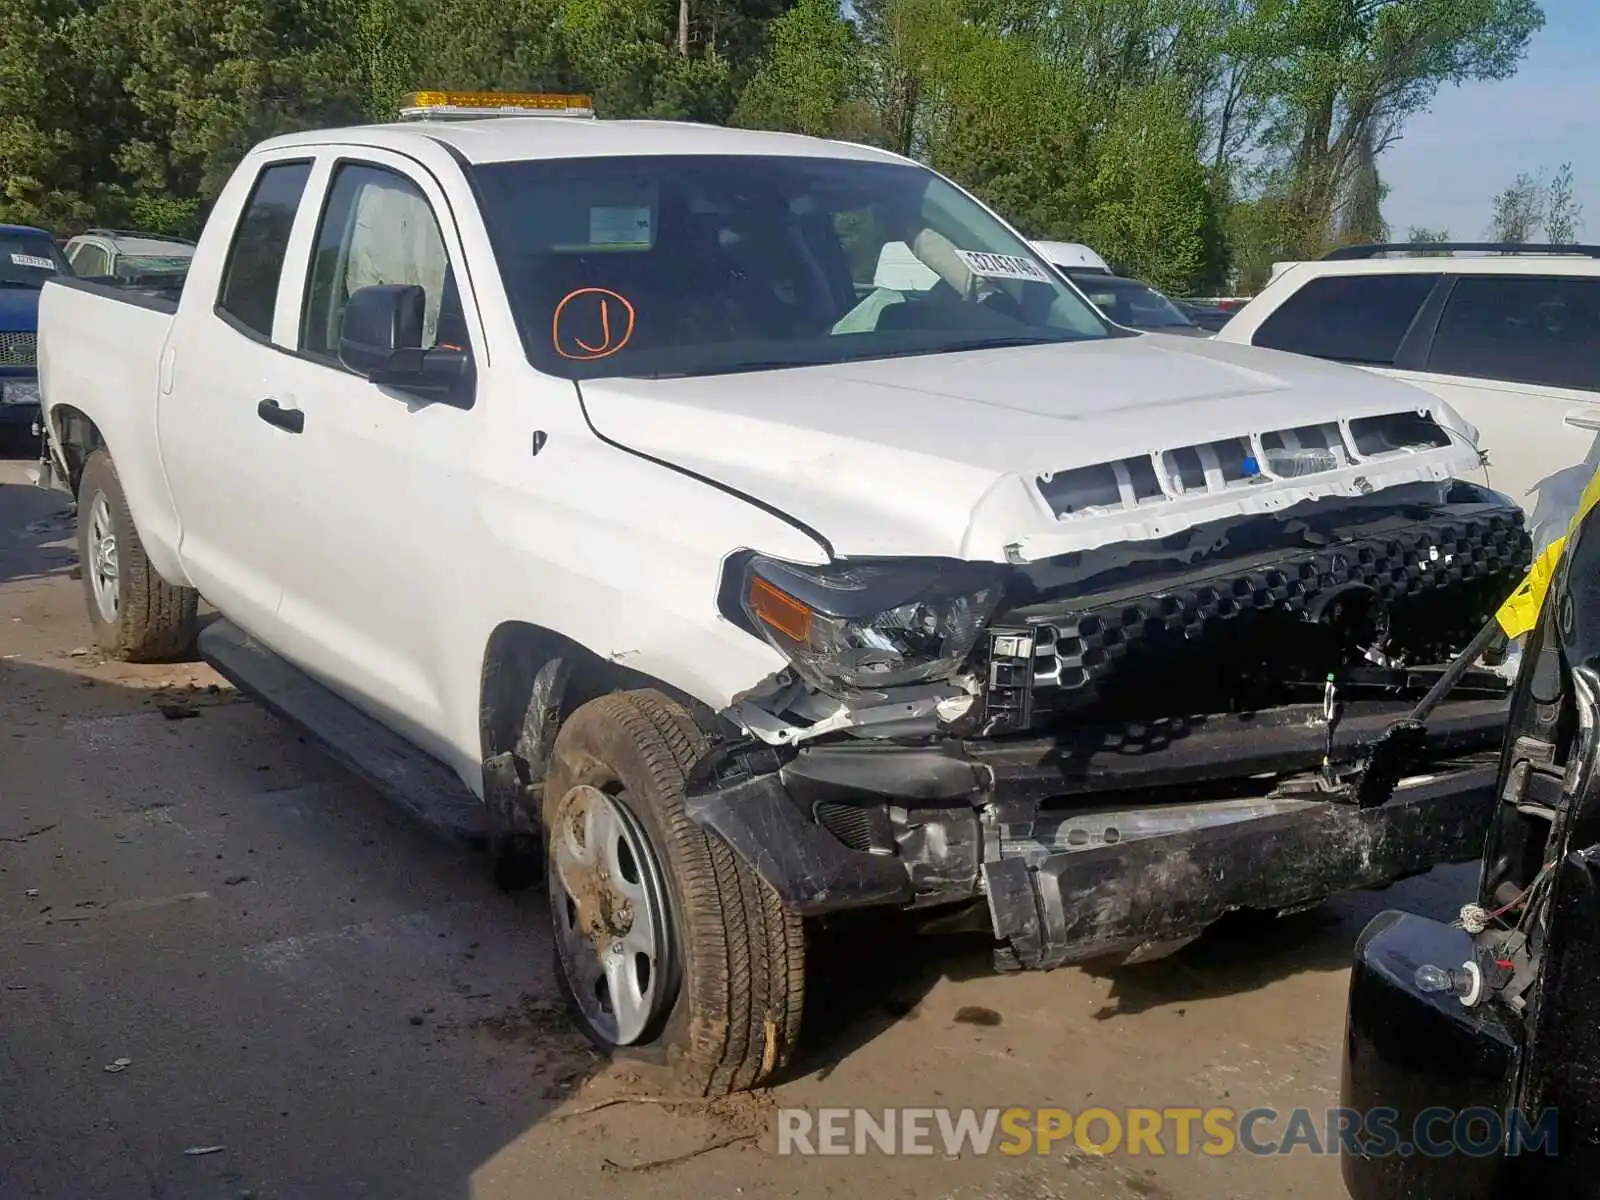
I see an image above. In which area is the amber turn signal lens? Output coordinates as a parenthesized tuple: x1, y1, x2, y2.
(748, 576, 812, 642)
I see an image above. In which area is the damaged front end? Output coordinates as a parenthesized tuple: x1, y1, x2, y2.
(688, 477, 1530, 969)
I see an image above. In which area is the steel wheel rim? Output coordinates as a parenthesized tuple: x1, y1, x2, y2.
(87, 492, 119, 624)
(548, 784, 674, 1046)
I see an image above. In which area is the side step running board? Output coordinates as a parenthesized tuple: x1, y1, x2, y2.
(198, 619, 485, 846)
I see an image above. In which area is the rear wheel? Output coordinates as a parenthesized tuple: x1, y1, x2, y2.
(542, 690, 806, 1095)
(76, 449, 198, 661)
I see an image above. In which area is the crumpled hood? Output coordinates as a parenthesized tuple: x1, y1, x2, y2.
(579, 335, 1482, 561)
(0, 287, 40, 333)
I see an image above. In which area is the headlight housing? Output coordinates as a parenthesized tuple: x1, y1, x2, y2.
(730, 554, 1004, 695)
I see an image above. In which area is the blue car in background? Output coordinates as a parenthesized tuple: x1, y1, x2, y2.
(0, 223, 70, 433)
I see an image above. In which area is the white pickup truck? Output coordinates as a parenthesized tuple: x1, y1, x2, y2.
(38, 93, 1530, 1095)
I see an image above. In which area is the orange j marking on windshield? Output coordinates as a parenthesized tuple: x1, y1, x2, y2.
(552, 287, 636, 360)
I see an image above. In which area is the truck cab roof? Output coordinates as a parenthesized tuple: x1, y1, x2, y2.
(255, 116, 913, 167)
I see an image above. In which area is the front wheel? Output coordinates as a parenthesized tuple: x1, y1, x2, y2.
(76, 449, 199, 661)
(542, 690, 805, 1095)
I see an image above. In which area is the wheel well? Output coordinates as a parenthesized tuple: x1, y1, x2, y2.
(49, 405, 106, 496)
(478, 621, 719, 778)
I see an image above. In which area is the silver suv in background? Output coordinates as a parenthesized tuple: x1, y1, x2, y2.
(63, 229, 196, 298)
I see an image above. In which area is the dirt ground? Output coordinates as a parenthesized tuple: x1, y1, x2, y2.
(0, 444, 1474, 1199)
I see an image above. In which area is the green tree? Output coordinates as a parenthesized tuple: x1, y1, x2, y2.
(1489, 169, 1544, 242)
(407, 0, 574, 95)
(348, 0, 425, 120)
(1406, 224, 1452, 255)
(1334, 126, 1387, 246)
(1258, 0, 1545, 258)
(103, 0, 367, 205)
(0, 0, 138, 231)
(1545, 161, 1583, 244)
(1078, 81, 1211, 292)
(732, 0, 861, 135)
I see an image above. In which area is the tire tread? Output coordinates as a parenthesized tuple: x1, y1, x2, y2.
(544, 689, 804, 1095)
(77, 450, 198, 662)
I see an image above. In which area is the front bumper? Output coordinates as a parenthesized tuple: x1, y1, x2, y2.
(685, 697, 1505, 967)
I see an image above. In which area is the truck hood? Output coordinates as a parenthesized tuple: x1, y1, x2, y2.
(578, 335, 1482, 562)
(0, 287, 40, 333)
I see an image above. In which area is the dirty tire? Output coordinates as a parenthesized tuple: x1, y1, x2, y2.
(76, 449, 199, 662)
(543, 689, 806, 1095)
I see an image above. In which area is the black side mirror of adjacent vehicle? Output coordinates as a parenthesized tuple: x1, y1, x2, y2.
(338, 283, 474, 407)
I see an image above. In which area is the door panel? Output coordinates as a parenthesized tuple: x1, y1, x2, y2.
(260, 152, 487, 757)
(160, 158, 315, 637)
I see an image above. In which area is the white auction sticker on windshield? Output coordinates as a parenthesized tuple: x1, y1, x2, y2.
(9, 253, 55, 270)
(588, 205, 653, 248)
(955, 250, 1050, 283)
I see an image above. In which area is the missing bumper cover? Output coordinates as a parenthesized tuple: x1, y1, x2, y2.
(684, 704, 1504, 961)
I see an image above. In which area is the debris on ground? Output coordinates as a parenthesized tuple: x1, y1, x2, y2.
(182, 1145, 225, 1157)
(600, 1132, 758, 1173)
(953, 1005, 1002, 1026)
(159, 703, 201, 720)
(3, 823, 59, 844)
(103, 1058, 133, 1074)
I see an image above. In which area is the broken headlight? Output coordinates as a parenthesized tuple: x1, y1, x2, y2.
(732, 555, 1003, 695)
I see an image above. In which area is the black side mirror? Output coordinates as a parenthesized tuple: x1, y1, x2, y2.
(339, 283, 426, 375)
(338, 283, 473, 405)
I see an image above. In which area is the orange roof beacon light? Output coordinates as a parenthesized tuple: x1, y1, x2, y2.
(397, 91, 596, 121)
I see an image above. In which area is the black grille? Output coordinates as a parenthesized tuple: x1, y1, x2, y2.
(0, 331, 37, 367)
(814, 802, 880, 854)
(984, 507, 1529, 731)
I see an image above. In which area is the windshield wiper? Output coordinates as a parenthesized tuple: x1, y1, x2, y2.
(615, 334, 1088, 380)
(886, 334, 1078, 357)
(635, 357, 840, 379)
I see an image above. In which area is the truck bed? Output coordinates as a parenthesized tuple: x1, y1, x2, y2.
(37, 276, 182, 575)
(39, 277, 175, 428)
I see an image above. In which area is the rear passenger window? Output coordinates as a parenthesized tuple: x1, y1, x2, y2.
(1253, 274, 1439, 366)
(216, 160, 313, 338)
(72, 244, 109, 277)
(1427, 275, 1600, 393)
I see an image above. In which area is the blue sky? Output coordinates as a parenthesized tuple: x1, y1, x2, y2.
(1382, 0, 1598, 239)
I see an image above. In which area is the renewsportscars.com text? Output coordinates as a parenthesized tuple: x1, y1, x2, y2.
(774, 1106, 1559, 1158)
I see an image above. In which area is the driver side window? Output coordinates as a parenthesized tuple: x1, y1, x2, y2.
(73, 244, 110, 277)
(300, 162, 469, 362)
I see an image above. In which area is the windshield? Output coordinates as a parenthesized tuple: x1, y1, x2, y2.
(1068, 275, 1194, 329)
(0, 230, 68, 288)
(472, 155, 1116, 379)
(118, 254, 192, 276)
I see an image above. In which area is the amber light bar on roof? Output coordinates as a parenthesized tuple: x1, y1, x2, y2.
(397, 91, 596, 120)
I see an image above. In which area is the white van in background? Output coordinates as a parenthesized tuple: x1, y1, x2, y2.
(1029, 241, 1112, 275)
